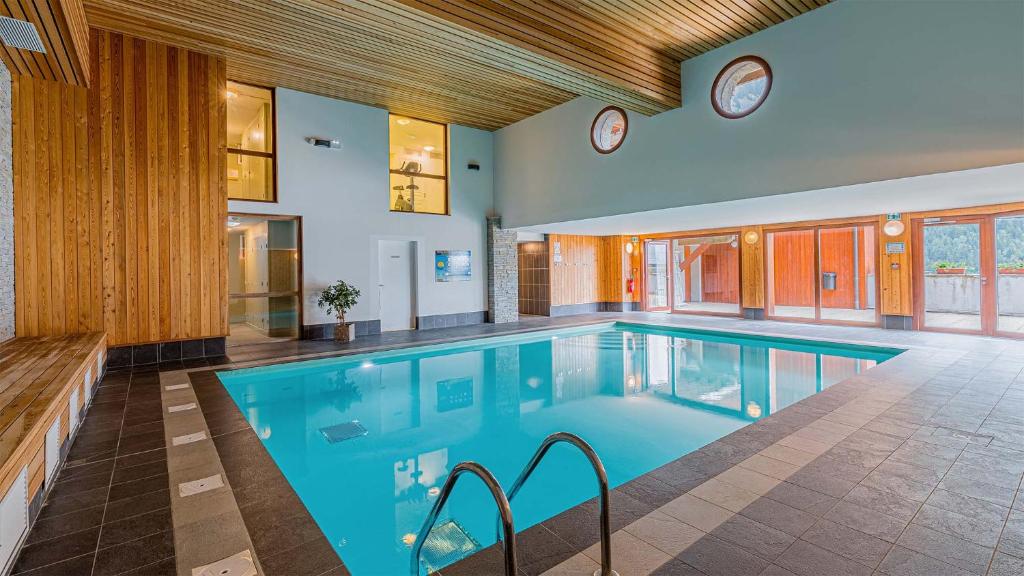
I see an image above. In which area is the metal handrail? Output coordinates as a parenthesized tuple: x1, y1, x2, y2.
(501, 432, 618, 576)
(411, 461, 517, 576)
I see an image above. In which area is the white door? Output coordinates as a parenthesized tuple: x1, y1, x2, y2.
(378, 240, 416, 332)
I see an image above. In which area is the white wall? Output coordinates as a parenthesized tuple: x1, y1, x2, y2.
(493, 0, 1024, 229)
(229, 88, 494, 326)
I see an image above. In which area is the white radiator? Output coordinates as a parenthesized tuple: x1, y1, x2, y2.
(84, 368, 93, 404)
(69, 388, 80, 434)
(45, 416, 61, 482)
(0, 467, 28, 575)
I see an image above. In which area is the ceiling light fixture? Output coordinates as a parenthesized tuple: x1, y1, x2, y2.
(423, 145, 434, 152)
(396, 117, 411, 126)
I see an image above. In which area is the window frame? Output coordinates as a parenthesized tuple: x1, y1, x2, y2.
(226, 81, 279, 203)
(590, 105, 628, 154)
(388, 114, 450, 216)
(710, 55, 773, 120)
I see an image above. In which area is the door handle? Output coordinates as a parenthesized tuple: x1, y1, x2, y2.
(981, 277, 988, 285)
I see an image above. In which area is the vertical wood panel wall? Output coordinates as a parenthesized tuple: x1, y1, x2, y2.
(13, 29, 227, 346)
(740, 226, 765, 309)
(549, 235, 600, 307)
(879, 214, 912, 316)
(549, 234, 631, 307)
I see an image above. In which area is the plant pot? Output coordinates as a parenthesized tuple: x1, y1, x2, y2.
(936, 268, 966, 275)
(335, 322, 356, 342)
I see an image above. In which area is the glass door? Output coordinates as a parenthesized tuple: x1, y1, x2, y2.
(672, 234, 740, 315)
(767, 224, 879, 325)
(819, 224, 878, 323)
(645, 240, 671, 312)
(996, 214, 1024, 337)
(918, 219, 985, 333)
(766, 229, 817, 320)
(227, 214, 302, 347)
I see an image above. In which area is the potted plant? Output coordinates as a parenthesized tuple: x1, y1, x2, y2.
(935, 261, 967, 275)
(999, 261, 1024, 275)
(317, 281, 361, 342)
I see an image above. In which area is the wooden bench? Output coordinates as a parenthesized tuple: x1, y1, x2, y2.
(0, 333, 107, 572)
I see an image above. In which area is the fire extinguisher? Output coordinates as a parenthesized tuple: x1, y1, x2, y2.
(626, 270, 636, 294)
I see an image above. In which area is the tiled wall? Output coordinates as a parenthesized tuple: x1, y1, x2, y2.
(0, 60, 12, 342)
(518, 241, 550, 316)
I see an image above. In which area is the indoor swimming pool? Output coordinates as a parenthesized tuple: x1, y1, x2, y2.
(217, 322, 900, 575)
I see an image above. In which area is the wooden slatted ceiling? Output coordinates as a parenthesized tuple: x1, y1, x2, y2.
(81, 0, 827, 130)
(0, 0, 90, 85)
(13, 29, 227, 346)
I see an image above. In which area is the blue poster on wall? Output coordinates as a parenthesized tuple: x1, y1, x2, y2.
(435, 250, 471, 282)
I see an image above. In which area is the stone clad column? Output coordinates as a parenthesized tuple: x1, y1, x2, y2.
(486, 216, 518, 323)
(0, 61, 12, 342)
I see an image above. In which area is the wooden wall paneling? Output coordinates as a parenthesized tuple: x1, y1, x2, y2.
(597, 236, 625, 304)
(879, 214, 913, 316)
(549, 234, 596, 306)
(547, 234, 632, 307)
(740, 226, 764, 309)
(13, 29, 227, 346)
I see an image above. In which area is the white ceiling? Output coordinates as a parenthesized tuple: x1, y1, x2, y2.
(514, 163, 1024, 236)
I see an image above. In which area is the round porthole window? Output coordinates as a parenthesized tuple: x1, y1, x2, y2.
(590, 106, 628, 154)
(711, 56, 772, 119)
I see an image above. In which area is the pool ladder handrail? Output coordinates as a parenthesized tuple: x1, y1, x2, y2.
(410, 461, 517, 576)
(500, 432, 619, 576)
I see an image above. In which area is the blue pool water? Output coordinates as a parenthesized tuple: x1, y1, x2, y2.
(218, 323, 899, 575)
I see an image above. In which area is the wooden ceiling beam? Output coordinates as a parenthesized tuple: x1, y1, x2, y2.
(0, 0, 90, 85)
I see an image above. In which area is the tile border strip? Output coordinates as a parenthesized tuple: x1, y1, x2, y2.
(160, 370, 264, 576)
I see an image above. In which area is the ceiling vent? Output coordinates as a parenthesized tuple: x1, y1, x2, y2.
(0, 17, 45, 53)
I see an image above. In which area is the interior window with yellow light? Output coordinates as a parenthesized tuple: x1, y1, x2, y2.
(389, 115, 448, 215)
(227, 81, 276, 202)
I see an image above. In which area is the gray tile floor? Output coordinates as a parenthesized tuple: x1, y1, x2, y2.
(17, 312, 1024, 576)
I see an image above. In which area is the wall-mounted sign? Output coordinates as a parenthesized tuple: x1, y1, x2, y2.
(886, 213, 902, 221)
(435, 250, 471, 282)
(886, 242, 906, 254)
(553, 241, 562, 264)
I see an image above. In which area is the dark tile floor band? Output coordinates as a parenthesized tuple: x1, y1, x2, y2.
(11, 367, 175, 576)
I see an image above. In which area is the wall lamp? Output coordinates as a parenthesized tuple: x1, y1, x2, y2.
(883, 219, 906, 237)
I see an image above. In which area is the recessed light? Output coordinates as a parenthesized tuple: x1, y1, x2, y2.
(423, 145, 434, 152)
(396, 117, 410, 126)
